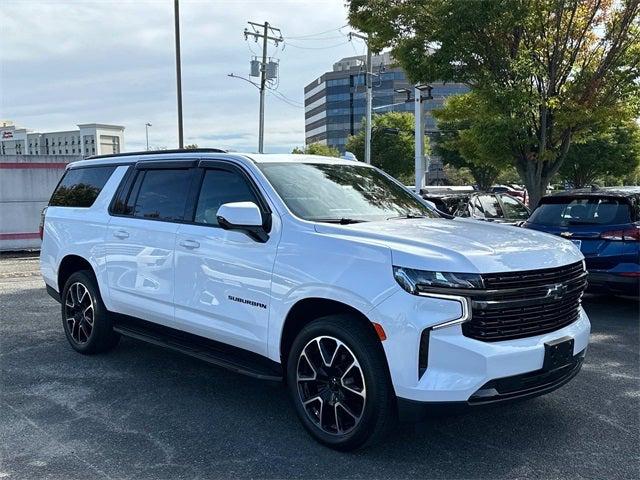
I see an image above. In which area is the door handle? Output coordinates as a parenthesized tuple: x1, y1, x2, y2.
(179, 239, 200, 249)
(113, 230, 129, 239)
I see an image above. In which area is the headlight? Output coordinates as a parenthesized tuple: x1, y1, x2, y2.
(393, 266, 483, 294)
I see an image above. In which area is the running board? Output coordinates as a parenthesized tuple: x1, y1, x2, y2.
(112, 315, 283, 381)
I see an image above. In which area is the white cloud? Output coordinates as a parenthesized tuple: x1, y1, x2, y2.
(0, 0, 365, 153)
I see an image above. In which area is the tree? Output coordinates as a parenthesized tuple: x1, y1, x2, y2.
(349, 0, 640, 206)
(559, 118, 640, 187)
(432, 93, 511, 189)
(292, 143, 340, 157)
(442, 164, 475, 186)
(185, 144, 199, 149)
(346, 111, 425, 182)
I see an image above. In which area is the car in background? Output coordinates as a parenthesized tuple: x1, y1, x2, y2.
(423, 191, 531, 225)
(490, 184, 527, 202)
(523, 187, 640, 296)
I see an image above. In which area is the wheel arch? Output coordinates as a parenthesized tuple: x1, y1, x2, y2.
(279, 297, 385, 367)
(57, 254, 96, 293)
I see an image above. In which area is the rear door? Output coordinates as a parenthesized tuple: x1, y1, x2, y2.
(105, 162, 196, 326)
(173, 161, 279, 355)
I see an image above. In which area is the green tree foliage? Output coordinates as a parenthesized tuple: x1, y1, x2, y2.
(184, 144, 199, 149)
(432, 93, 512, 189)
(291, 143, 340, 157)
(559, 118, 640, 187)
(346, 111, 424, 181)
(442, 164, 476, 186)
(348, 0, 640, 206)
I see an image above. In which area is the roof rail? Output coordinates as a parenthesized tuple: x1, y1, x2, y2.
(86, 148, 228, 160)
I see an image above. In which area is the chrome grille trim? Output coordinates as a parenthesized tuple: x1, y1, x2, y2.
(462, 262, 586, 342)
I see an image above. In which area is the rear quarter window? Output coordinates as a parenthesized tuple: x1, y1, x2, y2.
(49, 166, 116, 207)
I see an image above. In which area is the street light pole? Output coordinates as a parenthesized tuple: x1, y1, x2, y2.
(364, 44, 372, 164)
(414, 86, 424, 193)
(145, 123, 152, 151)
(174, 0, 184, 149)
(348, 32, 372, 164)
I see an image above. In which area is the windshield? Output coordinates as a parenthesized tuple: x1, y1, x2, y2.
(258, 162, 437, 222)
(528, 197, 631, 226)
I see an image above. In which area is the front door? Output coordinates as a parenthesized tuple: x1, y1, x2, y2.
(174, 163, 280, 355)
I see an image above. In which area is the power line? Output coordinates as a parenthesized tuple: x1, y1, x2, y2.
(285, 24, 348, 39)
(283, 40, 350, 50)
(284, 34, 346, 42)
(267, 89, 304, 109)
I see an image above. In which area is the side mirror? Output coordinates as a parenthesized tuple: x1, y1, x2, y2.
(216, 202, 269, 242)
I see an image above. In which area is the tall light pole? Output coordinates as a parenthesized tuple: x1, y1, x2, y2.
(145, 123, 152, 151)
(395, 86, 433, 193)
(414, 84, 433, 193)
(174, 0, 184, 149)
(348, 32, 372, 164)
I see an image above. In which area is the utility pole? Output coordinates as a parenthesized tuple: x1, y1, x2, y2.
(145, 123, 152, 151)
(348, 32, 372, 164)
(174, 0, 184, 149)
(245, 21, 283, 153)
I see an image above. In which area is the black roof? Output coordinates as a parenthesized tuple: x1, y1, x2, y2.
(86, 148, 227, 160)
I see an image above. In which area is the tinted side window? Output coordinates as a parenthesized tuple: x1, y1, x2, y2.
(499, 194, 529, 220)
(50, 166, 116, 207)
(194, 169, 258, 226)
(132, 169, 191, 221)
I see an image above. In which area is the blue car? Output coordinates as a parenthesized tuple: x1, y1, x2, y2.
(523, 187, 640, 297)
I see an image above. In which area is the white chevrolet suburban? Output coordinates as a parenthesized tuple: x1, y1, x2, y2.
(40, 150, 590, 450)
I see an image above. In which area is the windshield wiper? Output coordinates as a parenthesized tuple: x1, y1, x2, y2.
(387, 213, 430, 220)
(312, 218, 367, 225)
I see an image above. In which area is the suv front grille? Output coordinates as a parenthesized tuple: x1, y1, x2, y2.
(462, 262, 586, 342)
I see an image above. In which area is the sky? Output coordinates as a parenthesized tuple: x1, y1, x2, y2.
(0, 0, 365, 153)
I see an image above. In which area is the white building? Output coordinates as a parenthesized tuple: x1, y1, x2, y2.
(0, 121, 125, 157)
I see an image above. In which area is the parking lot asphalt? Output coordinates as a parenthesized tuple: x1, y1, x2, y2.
(0, 254, 638, 480)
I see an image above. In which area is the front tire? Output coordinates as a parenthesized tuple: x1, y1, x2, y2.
(287, 315, 395, 451)
(61, 270, 120, 354)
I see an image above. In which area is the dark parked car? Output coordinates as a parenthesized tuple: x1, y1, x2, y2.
(523, 187, 640, 296)
(423, 192, 531, 225)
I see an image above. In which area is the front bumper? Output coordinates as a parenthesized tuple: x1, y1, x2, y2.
(397, 348, 585, 421)
(371, 290, 591, 405)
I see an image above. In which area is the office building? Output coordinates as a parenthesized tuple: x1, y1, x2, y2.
(304, 53, 468, 157)
(0, 121, 125, 157)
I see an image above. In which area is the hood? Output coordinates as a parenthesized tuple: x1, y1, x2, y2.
(314, 218, 583, 274)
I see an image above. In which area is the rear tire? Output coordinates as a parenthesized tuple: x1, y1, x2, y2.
(61, 270, 120, 354)
(286, 315, 395, 451)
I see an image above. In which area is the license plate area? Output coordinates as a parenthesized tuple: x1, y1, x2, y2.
(543, 336, 575, 371)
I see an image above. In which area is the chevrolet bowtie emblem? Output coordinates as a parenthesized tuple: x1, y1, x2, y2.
(546, 283, 567, 300)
